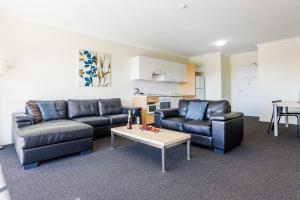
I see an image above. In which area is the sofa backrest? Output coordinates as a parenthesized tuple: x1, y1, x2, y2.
(26, 100, 67, 119)
(177, 99, 230, 120)
(67, 99, 99, 118)
(178, 100, 193, 117)
(202, 100, 231, 120)
(98, 98, 122, 116)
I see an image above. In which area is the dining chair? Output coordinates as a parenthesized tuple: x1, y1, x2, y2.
(268, 100, 300, 137)
(267, 100, 283, 134)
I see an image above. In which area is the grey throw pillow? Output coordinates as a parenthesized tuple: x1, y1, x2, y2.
(185, 101, 208, 120)
(37, 102, 59, 121)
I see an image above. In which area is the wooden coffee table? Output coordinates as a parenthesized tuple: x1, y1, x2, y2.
(110, 125, 191, 172)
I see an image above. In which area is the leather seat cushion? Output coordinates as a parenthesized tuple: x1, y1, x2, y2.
(104, 114, 128, 125)
(15, 120, 93, 149)
(182, 120, 211, 137)
(161, 117, 191, 131)
(71, 116, 110, 127)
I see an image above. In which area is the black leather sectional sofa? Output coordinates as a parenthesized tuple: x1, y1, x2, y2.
(154, 100, 244, 154)
(12, 98, 141, 169)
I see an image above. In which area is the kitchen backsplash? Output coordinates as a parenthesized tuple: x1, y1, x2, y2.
(131, 80, 181, 95)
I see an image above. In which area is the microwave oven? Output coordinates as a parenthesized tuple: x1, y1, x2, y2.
(159, 97, 171, 109)
(147, 103, 159, 114)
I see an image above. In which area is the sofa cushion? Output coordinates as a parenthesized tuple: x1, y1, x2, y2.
(203, 100, 230, 120)
(161, 117, 191, 131)
(71, 116, 110, 127)
(104, 114, 128, 125)
(178, 100, 191, 117)
(14, 120, 93, 149)
(27, 100, 67, 120)
(37, 101, 60, 121)
(98, 98, 122, 116)
(26, 101, 42, 124)
(182, 120, 211, 137)
(68, 99, 99, 118)
(186, 101, 208, 120)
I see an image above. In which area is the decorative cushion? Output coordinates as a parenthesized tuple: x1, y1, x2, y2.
(26, 101, 42, 124)
(185, 101, 208, 120)
(98, 98, 122, 116)
(37, 102, 59, 121)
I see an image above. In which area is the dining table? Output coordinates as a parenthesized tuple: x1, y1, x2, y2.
(272, 101, 300, 136)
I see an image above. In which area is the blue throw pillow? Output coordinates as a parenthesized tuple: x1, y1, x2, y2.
(185, 101, 208, 120)
(37, 102, 59, 121)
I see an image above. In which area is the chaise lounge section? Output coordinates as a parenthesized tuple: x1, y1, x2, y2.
(154, 99, 244, 154)
(12, 98, 141, 169)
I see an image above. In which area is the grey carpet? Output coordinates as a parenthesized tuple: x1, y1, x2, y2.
(1, 117, 300, 200)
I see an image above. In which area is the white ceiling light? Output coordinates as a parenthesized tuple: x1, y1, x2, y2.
(213, 40, 228, 47)
(179, 4, 187, 9)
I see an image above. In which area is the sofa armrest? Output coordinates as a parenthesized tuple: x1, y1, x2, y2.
(154, 109, 179, 119)
(122, 106, 142, 123)
(210, 112, 243, 121)
(211, 113, 244, 154)
(12, 112, 33, 128)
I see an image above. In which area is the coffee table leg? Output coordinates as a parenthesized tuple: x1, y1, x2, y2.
(187, 139, 191, 160)
(161, 147, 166, 172)
(111, 132, 114, 149)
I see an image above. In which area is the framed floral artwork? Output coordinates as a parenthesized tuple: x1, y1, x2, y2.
(79, 50, 111, 87)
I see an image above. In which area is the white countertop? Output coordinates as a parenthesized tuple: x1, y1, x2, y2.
(134, 94, 194, 97)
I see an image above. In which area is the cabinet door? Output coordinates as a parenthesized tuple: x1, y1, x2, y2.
(164, 64, 175, 81)
(172, 63, 187, 82)
(138, 57, 154, 80)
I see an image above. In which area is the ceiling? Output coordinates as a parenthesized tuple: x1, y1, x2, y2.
(0, 0, 300, 56)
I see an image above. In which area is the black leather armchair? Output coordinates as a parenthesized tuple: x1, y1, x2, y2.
(154, 100, 244, 154)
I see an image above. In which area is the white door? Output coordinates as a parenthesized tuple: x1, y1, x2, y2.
(237, 64, 259, 116)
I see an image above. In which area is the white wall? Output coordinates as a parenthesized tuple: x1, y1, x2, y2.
(230, 51, 258, 111)
(257, 37, 300, 123)
(0, 15, 188, 145)
(221, 55, 231, 102)
(190, 52, 231, 101)
(190, 52, 222, 100)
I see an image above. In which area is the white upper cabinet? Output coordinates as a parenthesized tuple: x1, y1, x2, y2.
(131, 56, 187, 82)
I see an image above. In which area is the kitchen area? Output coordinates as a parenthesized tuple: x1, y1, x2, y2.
(131, 56, 205, 124)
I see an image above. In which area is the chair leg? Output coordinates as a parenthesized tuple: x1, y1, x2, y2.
(277, 115, 282, 125)
(297, 116, 300, 138)
(268, 111, 274, 134)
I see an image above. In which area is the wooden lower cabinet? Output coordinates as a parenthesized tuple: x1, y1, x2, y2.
(132, 96, 156, 125)
(132, 95, 195, 125)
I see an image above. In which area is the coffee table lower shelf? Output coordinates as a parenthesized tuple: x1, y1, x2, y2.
(110, 129, 191, 172)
